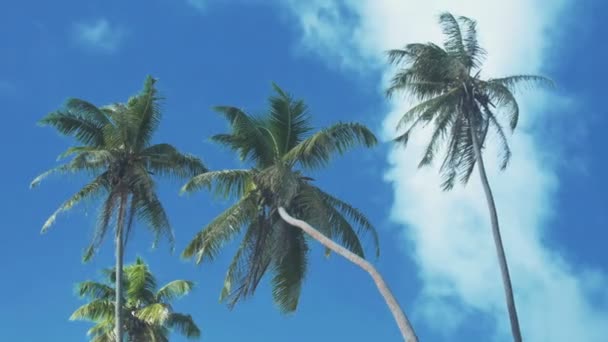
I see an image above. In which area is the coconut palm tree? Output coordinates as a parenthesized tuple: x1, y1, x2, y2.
(181, 84, 417, 341)
(71, 257, 201, 341)
(385, 12, 553, 342)
(31, 76, 206, 342)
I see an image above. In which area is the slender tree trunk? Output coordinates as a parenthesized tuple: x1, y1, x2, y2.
(470, 125, 523, 342)
(278, 207, 418, 342)
(115, 193, 127, 342)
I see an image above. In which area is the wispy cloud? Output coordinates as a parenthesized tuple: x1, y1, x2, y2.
(187, 0, 207, 12)
(280, 0, 608, 341)
(74, 18, 125, 53)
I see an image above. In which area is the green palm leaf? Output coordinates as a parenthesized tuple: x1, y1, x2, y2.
(156, 280, 195, 302)
(316, 188, 379, 258)
(70, 299, 115, 322)
(135, 303, 170, 325)
(167, 313, 201, 339)
(183, 195, 258, 263)
(271, 221, 308, 313)
(76, 281, 115, 300)
(142, 143, 207, 179)
(283, 122, 377, 169)
(41, 172, 110, 233)
(130, 76, 162, 149)
(268, 83, 312, 155)
(488, 75, 554, 91)
(181, 169, 252, 198)
(211, 106, 274, 165)
(39, 110, 106, 147)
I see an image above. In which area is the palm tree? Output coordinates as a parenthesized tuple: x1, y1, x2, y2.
(181, 84, 416, 339)
(385, 12, 553, 342)
(71, 257, 201, 341)
(31, 76, 206, 342)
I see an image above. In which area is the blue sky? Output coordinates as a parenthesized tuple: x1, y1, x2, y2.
(0, 1, 606, 341)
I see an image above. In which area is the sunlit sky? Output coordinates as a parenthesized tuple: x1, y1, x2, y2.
(1, 1, 606, 341)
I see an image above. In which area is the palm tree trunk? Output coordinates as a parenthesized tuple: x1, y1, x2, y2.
(115, 193, 127, 342)
(470, 125, 523, 342)
(278, 207, 418, 342)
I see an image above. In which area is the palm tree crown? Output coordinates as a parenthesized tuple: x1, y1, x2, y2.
(181, 84, 379, 312)
(31, 76, 206, 258)
(386, 12, 552, 190)
(71, 257, 201, 341)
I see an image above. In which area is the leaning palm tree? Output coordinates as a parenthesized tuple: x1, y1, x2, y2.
(71, 257, 201, 341)
(31, 76, 206, 342)
(181, 84, 417, 340)
(386, 12, 553, 342)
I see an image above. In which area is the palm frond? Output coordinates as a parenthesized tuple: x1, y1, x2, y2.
(182, 195, 257, 263)
(386, 43, 440, 66)
(418, 104, 458, 167)
(30, 150, 111, 188)
(291, 186, 333, 242)
(142, 143, 207, 180)
(125, 259, 157, 305)
(100, 104, 131, 149)
(41, 172, 110, 233)
(316, 188, 379, 258)
(130, 76, 163, 149)
(268, 83, 312, 155)
(55, 146, 113, 161)
(135, 303, 170, 326)
(438, 12, 469, 65)
(311, 199, 365, 258)
(482, 81, 520, 130)
(87, 320, 114, 338)
(83, 191, 118, 263)
(488, 75, 554, 92)
(386, 43, 456, 99)
(484, 106, 512, 170)
(65, 98, 111, 124)
(39, 105, 107, 147)
(282, 123, 377, 170)
(457, 15, 486, 69)
(386, 68, 447, 99)
(271, 221, 308, 313)
(438, 113, 468, 190)
(181, 169, 252, 199)
(167, 313, 201, 339)
(211, 106, 274, 165)
(133, 181, 173, 250)
(70, 299, 114, 322)
(451, 116, 478, 188)
(220, 218, 274, 308)
(394, 87, 461, 130)
(156, 280, 195, 302)
(76, 281, 114, 300)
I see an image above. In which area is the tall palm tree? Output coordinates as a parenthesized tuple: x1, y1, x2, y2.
(71, 257, 201, 341)
(31, 76, 206, 342)
(385, 12, 553, 342)
(181, 84, 417, 341)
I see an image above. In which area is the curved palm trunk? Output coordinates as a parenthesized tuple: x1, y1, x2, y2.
(278, 207, 418, 342)
(115, 193, 127, 342)
(470, 126, 523, 342)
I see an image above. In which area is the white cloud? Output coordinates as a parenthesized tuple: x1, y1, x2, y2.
(280, 0, 608, 341)
(187, 0, 207, 12)
(74, 18, 124, 52)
